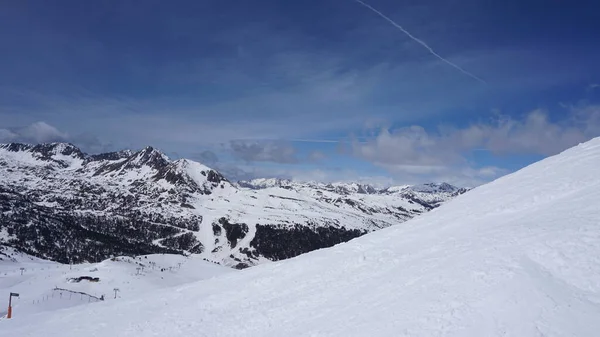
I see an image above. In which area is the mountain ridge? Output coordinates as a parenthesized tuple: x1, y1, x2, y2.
(0, 142, 467, 268)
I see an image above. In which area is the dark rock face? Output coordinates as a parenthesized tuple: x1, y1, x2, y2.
(219, 218, 249, 249)
(250, 224, 365, 261)
(239, 247, 257, 260)
(1, 143, 32, 152)
(151, 163, 228, 196)
(86, 150, 132, 163)
(131, 147, 170, 169)
(206, 170, 227, 185)
(31, 143, 86, 161)
(405, 196, 435, 210)
(356, 184, 377, 194)
(1, 143, 86, 168)
(153, 166, 190, 188)
(452, 188, 469, 197)
(212, 223, 222, 236)
(93, 147, 170, 176)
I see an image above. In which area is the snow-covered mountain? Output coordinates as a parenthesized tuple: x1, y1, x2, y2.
(0, 142, 466, 268)
(238, 178, 466, 203)
(3, 136, 599, 336)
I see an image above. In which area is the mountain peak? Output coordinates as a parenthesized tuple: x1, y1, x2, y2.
(87, 149, 133, 162)
(31, 142, 85, 159)
(153, 158, 230, 194)
(0, 142, 85, 167)
(238, 178, 293, 189)
(327, 182, 378, 195)
(140, 145, 168, 157)
(126, 146, 170, 169)
(409, 182, 460, 193)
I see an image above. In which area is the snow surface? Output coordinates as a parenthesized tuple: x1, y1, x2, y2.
(3, 138, 600, 336)
(0, 252, 231, 320)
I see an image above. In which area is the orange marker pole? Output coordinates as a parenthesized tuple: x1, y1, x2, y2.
(7, 293, 12, 319)
(7, 292, 18, 319)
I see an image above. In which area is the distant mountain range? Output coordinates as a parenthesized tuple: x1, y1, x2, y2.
(0, 142, 468, 268)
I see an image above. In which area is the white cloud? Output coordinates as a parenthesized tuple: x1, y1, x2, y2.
(0, 128, 18, 142)
(353, 105, 600, 186)
(566, 103, 600, 136)
(0, 121, 116, 154)
(353, 126, 463, 167)
(356, 108, 599, 165)
(0, 121, 69, 144)
(375, 162, 507, 188)
(452, 109, 587, 156)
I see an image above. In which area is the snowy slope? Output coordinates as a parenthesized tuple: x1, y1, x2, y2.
(0, 246, 56, 267)
(0, 252, 231, 319)
(2, 139, 599, 336)
(0, 142, 465, 268)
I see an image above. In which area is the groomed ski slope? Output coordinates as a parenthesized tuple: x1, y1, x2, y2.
(0, 253, 231, 319)
(3, 138, 600, 336)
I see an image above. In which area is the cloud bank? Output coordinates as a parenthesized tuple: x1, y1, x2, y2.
(3, 104, 599, 188)
(352, 105, 600, 186)
(0, 121, 69, 144)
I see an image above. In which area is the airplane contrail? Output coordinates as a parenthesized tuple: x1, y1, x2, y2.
(354, 0, 487, 84)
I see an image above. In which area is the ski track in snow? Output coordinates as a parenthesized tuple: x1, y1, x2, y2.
(1, 139, 600, 335)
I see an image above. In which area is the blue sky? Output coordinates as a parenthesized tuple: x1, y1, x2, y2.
(1, 0, 600, 186)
